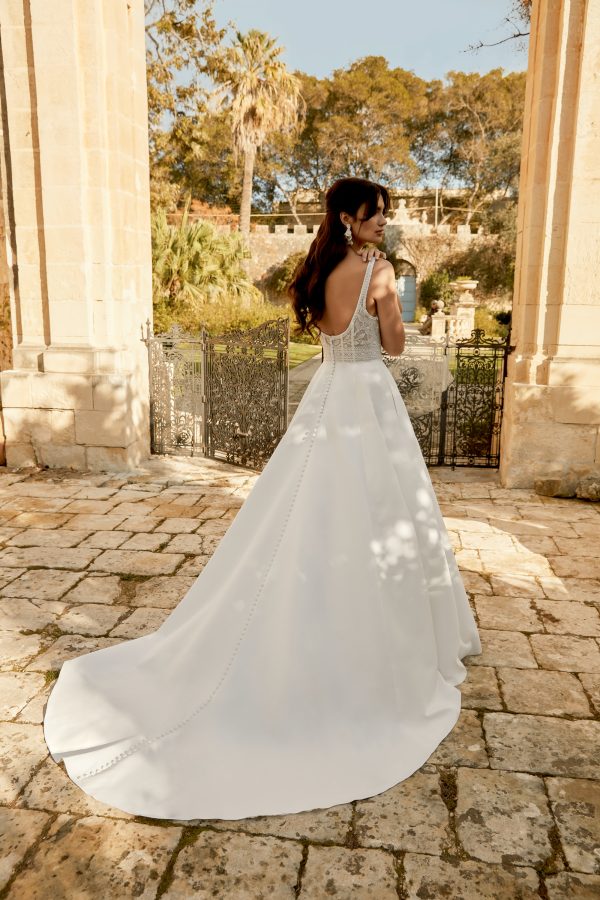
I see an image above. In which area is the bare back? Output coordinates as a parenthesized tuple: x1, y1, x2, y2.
(318, 256, 379, 336)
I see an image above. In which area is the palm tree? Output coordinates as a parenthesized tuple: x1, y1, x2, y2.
(151, 198, 260, 332)
(215, 30, 304, 237)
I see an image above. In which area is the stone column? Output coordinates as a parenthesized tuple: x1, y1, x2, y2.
(500, 0, 600, 493)
(0, 0, 152, 469)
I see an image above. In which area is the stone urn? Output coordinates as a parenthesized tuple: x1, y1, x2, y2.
(449, 279, 479, 303)
(448, 280, 479, 339)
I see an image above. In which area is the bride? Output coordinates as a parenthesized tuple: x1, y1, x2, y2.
(43, 176, 482, 821)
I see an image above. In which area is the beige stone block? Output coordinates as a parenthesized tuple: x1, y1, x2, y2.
(45, 263, 87, 301)
(198, 802, 352, 843)
(164, 830, 302, 900)
(30, 372, 93, 410)
(0, 807, 49, 890)
(2, 408, 50, 444)
(455, 769, 552, 866)
(48, 300, 92, 344)
(355, 771, 450, 854)
(1, 568, 82, 600)
(86, 440, 147, 471)
(547, 777, 600, 875)
(473, 595, 542, 632)
(0, 545, 99, 571)
(459, 665, 503, 710)
(20, 756, 133, 819)
(39, 443, 87, 470)
(428, 709, 489, 768)
(75, 409, 132, 448)
(26, 635, 120, 672)
(0, 598, 60, 633)
(109, 607, 167, 639)
(535, 598, 600, 636)
(553, 385, 600, 425)
(484, 712, 600, 778)
(128, 575, 195, 609)
(91, 375, 129, 411)
(5, 443, 38, 468)
(90, 549, 184, 576)
(0, 723, 48, 804)
(0, 671, 46, 720)
(0, 371, 33, 408)
(57, 603, 129, 637)
(9, 814, 181, 899)
(498, 667, 593, 717)
(466, 629, 537, 668)
(546, 871, 600, 898)
(403, 853, 539, 899)
(7, 528, 89, 548)
(530, 634, 600, 672)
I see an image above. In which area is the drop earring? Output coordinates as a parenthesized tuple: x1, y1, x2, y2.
(344, 223, 353, 244)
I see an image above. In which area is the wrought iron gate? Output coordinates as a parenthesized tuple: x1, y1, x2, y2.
(382, 328, 511, 467)
(143, 318, 289, 470)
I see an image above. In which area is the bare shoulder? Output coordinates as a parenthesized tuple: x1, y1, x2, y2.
(371, 258, 396, 294)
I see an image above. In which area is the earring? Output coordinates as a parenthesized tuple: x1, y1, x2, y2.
(344, 223, 353, 244)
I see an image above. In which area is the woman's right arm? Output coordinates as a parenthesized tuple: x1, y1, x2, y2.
(372, 261, 405, 357)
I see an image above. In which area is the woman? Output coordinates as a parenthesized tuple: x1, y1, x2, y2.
(43, 176, 482, 821)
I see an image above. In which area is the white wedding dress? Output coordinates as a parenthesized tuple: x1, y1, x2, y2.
(43, 258, 482, 821)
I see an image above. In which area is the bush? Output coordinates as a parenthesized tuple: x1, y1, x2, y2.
(474, 305, 510, 339)
(152, 205, 274, 334)
(263, 251, 307, 298)
(419, 271, 455, 307)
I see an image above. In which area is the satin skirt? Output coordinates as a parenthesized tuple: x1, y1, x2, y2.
(43, 358, 482, 820)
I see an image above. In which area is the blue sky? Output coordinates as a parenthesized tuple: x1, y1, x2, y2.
(213, 0, 528, 80)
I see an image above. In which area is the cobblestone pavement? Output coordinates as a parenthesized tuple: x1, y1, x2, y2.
(0, 457, 599, 899)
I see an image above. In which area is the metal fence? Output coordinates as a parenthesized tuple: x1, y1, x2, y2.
(144, 320, 511, 471)
(383, 328, 512, 467)
(143, 318, 289, 470)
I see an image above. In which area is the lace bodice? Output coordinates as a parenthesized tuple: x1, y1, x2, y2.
(319, 258, 382, 362)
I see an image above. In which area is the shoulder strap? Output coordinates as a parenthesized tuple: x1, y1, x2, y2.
(358, 257, 377, 310)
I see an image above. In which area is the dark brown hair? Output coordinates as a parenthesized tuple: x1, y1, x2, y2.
(288, 177, 391, 337)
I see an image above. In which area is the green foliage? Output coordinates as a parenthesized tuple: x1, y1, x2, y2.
(449, 204, 517, 296)
(419, 272, 455, 307)
(264, 251, 307, 297)
(212, 29, 304, 234)
(145, 1, 226, 211)
(474, 305, 510, 339)
(151, 204, 266, 333)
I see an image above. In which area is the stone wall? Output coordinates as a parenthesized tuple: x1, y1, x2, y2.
(246, 220, 487, 287)
(0, 0, 153, 471)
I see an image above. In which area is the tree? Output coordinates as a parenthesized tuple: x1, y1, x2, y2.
(144, 0, 225, 209)
(257, 59, 428, 213)
(213, 30, 304, 236)
(411, 69, 526, 223)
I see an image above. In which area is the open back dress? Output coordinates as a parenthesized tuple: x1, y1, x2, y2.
(43, 257, 482, 820)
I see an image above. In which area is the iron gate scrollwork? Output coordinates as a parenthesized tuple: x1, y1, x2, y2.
(144, 318, 289, 470)
(382, 328, 510, 467)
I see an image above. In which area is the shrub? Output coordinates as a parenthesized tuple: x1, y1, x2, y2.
(263, 251, 307, 298)
(419, 271, 455, 308)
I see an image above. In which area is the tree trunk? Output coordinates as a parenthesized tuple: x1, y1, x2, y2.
(239, 146, 256, 237)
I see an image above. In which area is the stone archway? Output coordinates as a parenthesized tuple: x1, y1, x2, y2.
(0, 0, 598, 490)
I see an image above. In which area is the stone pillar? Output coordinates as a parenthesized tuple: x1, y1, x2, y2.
(500, 0, 600, 492)
(0, 0, 152, 470)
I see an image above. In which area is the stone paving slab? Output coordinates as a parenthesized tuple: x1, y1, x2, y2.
(0, 459, 597, 897)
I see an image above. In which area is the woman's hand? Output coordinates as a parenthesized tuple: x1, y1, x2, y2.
(359, 246, 387, 262)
